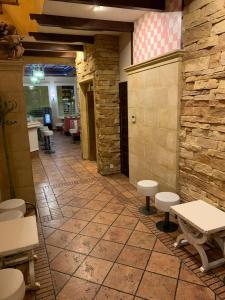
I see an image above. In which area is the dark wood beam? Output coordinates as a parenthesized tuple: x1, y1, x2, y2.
(0, 4, 3, 13)
(24, 50, 76, 58)
(48, 0, 165, 11)
(30, 14, 134, 32)
(22, 41, 84, 52)
(0, 0, 19, 5)
(29, 32, 94, 44)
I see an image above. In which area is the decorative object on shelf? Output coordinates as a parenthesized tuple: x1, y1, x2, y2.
(0, 22, 24, 59)
(0, 96, 17, 198)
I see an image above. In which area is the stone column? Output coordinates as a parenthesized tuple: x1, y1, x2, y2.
(76, 36, 120, 175)
(0, 60, 35, 204)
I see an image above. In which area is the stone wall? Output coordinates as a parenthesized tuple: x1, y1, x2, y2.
(76, 35, 120, 175)
(180, 0, 225, 209)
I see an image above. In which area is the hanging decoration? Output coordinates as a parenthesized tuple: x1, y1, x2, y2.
(30, 65, 45, 85)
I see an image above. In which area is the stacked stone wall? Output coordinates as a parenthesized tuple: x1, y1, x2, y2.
(180, 0, 225, 208)
(76, 35, 120, 175)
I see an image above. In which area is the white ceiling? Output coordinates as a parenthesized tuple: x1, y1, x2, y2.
(43, 0, 147, 22)
(35, 0, 147, 39)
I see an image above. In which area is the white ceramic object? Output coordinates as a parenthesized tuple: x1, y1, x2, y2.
(0, 268, 25, 300)
(155, 192, 180, 212)
(0, 199, 26, 216)
(0, 210, 23, 222)
(137, 180, 159, 197)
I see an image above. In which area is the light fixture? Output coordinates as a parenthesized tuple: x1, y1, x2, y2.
(30, 76, 39, 84)
(33, 69, 45, 80)
(29, 64, 45, 85)
(93, 5, 103, 11)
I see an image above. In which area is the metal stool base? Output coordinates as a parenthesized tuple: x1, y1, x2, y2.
(139, 206, 157, 215)
(156, 220, 178, 233)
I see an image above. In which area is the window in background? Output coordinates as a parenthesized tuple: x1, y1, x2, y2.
(24, 86, 50, 118)
(57, 85, 76, 117)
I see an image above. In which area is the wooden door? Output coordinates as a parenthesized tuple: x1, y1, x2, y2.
(87, 90, 97, 161)
(119, 82, 129, 177)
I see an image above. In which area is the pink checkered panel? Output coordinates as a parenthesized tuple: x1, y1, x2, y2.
(133, 11, 182, 64)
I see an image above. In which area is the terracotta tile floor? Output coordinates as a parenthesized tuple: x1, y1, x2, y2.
(28, 133, 225, 300)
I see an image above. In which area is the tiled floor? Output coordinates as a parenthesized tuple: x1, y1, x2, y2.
(29, 132, 225, 300)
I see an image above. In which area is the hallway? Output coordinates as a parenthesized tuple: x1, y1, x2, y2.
(31, 133, 218, 300)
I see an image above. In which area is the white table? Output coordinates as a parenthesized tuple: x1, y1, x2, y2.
(0, 216, 40, 290)
(171, 200, 225, 272)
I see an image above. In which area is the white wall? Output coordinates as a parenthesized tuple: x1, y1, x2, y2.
(119, 33, 132, 82)
(24, 76, 77, 126)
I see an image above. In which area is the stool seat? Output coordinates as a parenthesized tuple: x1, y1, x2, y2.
(55, 123, 63, 127)
(43, 130, 53, 137)
(155, 192, 180, 212)
(0, 210, 23, 222)
(0, 199, 26, 215)
(69, 128, 78, 134)
(39, 126, 49, 131)
(0, 268, 25, 300)
(137, 180, 159, 197)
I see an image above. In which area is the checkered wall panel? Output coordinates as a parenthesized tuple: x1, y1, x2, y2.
(133, 1, 182, 64)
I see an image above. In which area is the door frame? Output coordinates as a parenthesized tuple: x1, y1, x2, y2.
(119, 81, 129, 177)
(79, 78, 97, 162)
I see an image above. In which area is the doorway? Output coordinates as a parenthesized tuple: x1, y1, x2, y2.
(119, 82, 129, 177)
(87, 87, 97, 161)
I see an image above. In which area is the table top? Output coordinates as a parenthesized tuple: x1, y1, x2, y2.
(171, 200, 225, 234)
(0, 216, 39, 256)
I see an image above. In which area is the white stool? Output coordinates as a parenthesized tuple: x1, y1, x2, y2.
(155, 192, 180, 232)
(0, 268, 25, 300)
(0, 199, 26, 216)
(55, 122, 63, 131)
(43, 130, 55, 154)
(137, 180, 159, 215)
(0, 210, 23, 222)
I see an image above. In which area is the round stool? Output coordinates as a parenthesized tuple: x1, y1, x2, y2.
(137, 180, 159, 215)
(0, 210, 23, 222)
(0, 268, 25, 300)
(0, 199, 26, 215)
(43, 130, 55, 154)
(55, 123, 63, 130)
(155, 192, 180, 232)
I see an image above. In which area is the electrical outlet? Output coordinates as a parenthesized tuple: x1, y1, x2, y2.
(110, 164, 114, 169)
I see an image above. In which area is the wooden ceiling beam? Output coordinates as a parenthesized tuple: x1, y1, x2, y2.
(24, 50, 76, 58)
(48, 0, 165, 11)
(22, 41, 84, 52)
(29, 32, 94, 44)
(0, 0, 19, 5)
(30, 14, 134, 32)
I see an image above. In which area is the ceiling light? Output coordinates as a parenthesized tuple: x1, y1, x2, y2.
(33, 69, 45, 80)
(93, 5, 103, 11)
(30, 76, 39, 84)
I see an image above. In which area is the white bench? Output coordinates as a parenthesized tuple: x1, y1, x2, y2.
(0, 216, 40, 290)
(171, 200, 225, 272)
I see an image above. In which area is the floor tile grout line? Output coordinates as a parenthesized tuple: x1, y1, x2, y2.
(133, 237, 157, 298)
(33, 135, 223, 298)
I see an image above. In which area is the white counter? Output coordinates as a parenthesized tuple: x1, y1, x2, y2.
(27, 121, 41, 152)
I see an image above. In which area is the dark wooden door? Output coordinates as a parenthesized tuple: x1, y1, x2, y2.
(119, 82, 129, 177)
(87, 91, 97, 161)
